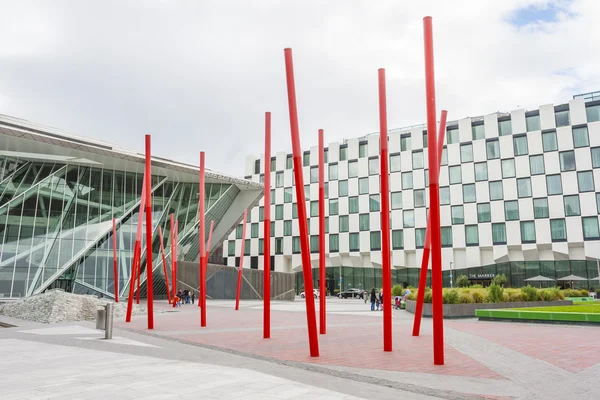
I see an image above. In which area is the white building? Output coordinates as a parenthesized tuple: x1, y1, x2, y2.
(223, 93, 600, 292)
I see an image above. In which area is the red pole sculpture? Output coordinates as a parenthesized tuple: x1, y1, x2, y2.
(318, 129, 326, 334)
(174, 220, 179, 298)
(412, 110, 447, 337)
(126, 177, 146, 322)
(284, 48, 319, 357)
(170, 214, 176, 300)
(235, 210, 248, 310)
(145, 134, 154, 329)
(423, 16, 444, 365)
(264, 111, 271, 339)
(112, 218, 118, 302)
(199, 152, 207, 326)
(378, 69, 393, 352)
(158, 226, 172, 304)
(199, 220, 214, 307)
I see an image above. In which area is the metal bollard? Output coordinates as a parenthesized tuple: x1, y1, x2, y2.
(104, 303, 114, 340)
(96, 308, 106, 330)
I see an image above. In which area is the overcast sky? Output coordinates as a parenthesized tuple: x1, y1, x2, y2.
(0, 0, 598, 176)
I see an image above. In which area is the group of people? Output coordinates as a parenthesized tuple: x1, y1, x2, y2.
(369, 287, 411, 311)
(173, 288, 195, 307)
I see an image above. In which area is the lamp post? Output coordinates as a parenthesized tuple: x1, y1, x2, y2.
(450, 262, 454, 289)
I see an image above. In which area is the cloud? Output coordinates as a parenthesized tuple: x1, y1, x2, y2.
(0, 0, 598, 177)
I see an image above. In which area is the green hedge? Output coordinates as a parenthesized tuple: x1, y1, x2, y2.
(408, 285, 568, 304)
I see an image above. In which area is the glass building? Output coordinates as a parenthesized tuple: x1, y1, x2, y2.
(0, 114, 262, 299)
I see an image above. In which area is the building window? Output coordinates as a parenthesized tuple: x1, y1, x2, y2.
(441, 227, 453, 247)
(545, 174, 562, 195)
(504, 200, 519, 221)
(583, 217, 600, 240)
(489, 181, 504, 200)
(259, 206, 264, 222)
(310, 235, 319, 253)
(329, 163, 338, 181)
(413, 189, 425, 208)
(578, 171, 595, 192)
(336, 215, 349, 233)
(270, 189, 276, 204)
(292, 203, 298, 219)
(359, 213, 370, 231)
(236, 225, 243, 239)
(451, 205, 464, 224)
(251, 223, 259, 238)
(463, 184, 476, 203)
(271, 221, 276, 237)
(555, 109, 570, 127)
(359, 142, 368, 158)
(472, 123, 485, 140)
(339, 146, 348, 161)
(415, 228, 426, 249)
(392, 230, 404, 249)
(254, 159, 261, 174)
(492, 223, 507, 245)
(449, 166, 462, 184)
(592, 147, 600, 168)
(348, 160, 358, 178)
(324, 148, 328, 164)
(391, 191, 402, 210)
(304, 184, 310, 199)
(520, 221, 536, 243)
(403, 210, 415, 228)
(244, 239, 250, 256)
(563, 195, 580, 216)
(276, 172, 284, 187)
(573, 126, 590, 148)
(559, 150, 576, 172)
(440, 187, 450, 205)
(447, 127, 459, 144)
(526, 114, 541, 132)
(258, 239, 264, 255)
(529, 155, 545, 175)
(401, 134, 410, 151)
(460, 143, 473, 163)
(402, 172, 413, 189)
(498, 119, 512, 136)
(369, 194, 381, 212)
(303, 151, 310, 167)
(349, 196, 359, 214)
(310, 166, 318, 183)
(368, 157, 379, 175)
(390, 153, 401, 172)
(284, 187, 293, 203)
(292, 236, 300, 254)
(423, 131, 428, 148)
(329, 199, 339, 215)
(465, 225, 479, 246)
(349, 232, 360, 251)
(441, 147, 448, 165)
(270, 158, 276, 172)
(310, 200, 318, 217)
(250, 257, 258, 269)
(550, 219, 567, 242)
(587, 104, 600, 123)
(275, 205, 284, 220)
(477, 203, 491, 223)
(517, 177, 532, 198)
(228, 240, 236, 256)
(358, 177, 369, 194)
(412, 150, 424, 169)
(329, 234, 339, 252)
(282, 220, 291, 236)
(475, 162, 488, 181)
(534, 198, 549, 219)
(486, 139, 500, 159)
(275, 238, 283, 254)
(597, 193, 600, 214)
(501, 159, 516, 178)
(286, 155, 293, 169)
(513, 135, 528, 156)
(542, 130, 558, 152)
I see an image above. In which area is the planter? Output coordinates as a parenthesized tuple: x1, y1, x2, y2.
(405, 299, 573, 318)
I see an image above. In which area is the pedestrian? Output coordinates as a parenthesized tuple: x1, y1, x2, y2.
(191, 291, 195, 304)
(379, 289, 384, 311)
(370, 288, 376, 311)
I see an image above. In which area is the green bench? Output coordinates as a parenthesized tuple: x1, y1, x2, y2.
(566, 297, 596, 303)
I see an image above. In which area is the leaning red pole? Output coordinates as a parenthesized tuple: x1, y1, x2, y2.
(199, 152, 207, 326)
(423, 16, 444, 365)
(112, 218, 118, 302)
(318, 129, 326, 335)
(235, 210, 248, 310)
(158, 226, 172, 304)
(412, 110, 447, 337)
(174, 220, 179, 298)
(126, 177, 146, 322)
(170, 214, 176, 300)
(378, 69, 393, 352)
(199, 220, 214, 307)
(283, 48, 319, 357)
(145, 134, 154, 330)
(263, 111, 271, 339)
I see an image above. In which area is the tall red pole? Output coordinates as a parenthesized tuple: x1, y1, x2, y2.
(126, 177, 146, 322)
(318, 129, 326, 334)
(199, 220, 214, 307)
(412, 110, 447, 337)
(378, 69, 393, 352)
(174, 220, 178, 298)
(112, 218, 118, 302)
(423, 16, 444, 365)
(199, 152, 207, 326)
(235, 210, 248, 310)
(169, 214, 176, 299)
(158, 226, 172, 304)
(145, 134, 154, 330)
(263, 111, 271, 339)
(284, 48, 319, 357)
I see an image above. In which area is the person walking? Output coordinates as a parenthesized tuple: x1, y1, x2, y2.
(191, 291, 195, 304)
(370, 288, 376, 311)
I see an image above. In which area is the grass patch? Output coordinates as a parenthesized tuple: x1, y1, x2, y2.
(512, 304, 600, 313)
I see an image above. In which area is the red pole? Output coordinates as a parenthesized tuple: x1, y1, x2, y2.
(158, 226, 172, 304)
(284, 48, 319, 357)
(318, 129, 326, 334)
(174, 220, 178, 299)
(112, 218, 118, 302)
(169, 214, 176, 300)
(199, 152, 207, 326)
(126, 178, 146, 322)
(199, 220, 214, 307)
(235, 210, 248, 310)
(378, 69, 393, 352)
(423, 16, 444, 365)
(145, 134, 154, 330)
(264, 111, 271, 339)
(412, 110, 447, 337)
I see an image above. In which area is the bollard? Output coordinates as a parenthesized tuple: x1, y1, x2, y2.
(105, 303, 114, 340)
(96, 308, 106, 330)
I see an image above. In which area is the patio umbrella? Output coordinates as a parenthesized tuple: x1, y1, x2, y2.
(557, 274, 588, 289)
(524, 275, 555, 288)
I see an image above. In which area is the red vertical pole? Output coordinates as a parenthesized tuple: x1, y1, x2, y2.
(199, 152, 207, 326)
(378, 69, 393, 352)
(318, 129, 326, 334)
(112, 218, 118, 302)
(145, 134, 154, 330)
(413, 110, 447, 336)
(235, 210, 248, 310)
(169, 214, 176, 299)
(264, 111, 271, 339)
(126, 178, 146, 322)
(199, 220, 214, 307)
(174, 220, 178, 298)
(158, 226, 172, 304)
(423, 16, 444, 365)
(284, 48, 319, 357)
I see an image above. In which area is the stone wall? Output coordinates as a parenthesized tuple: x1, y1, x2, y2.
(405, 299, 573, 318)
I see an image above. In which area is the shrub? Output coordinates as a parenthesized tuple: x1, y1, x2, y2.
(459, 292, 473, 304)
(392, 284, 403, 297)
(493, 274, 508, 287)
(540, 287, 562, 301)
(333, 289, 340, 296)
(423, 289, 433, 304)
(508, 291, 526, 302)
(407, 291, 417, 301)
(521, 285, 539, 301)
(457, 275, 470, 288)
(442, 289, 460, 304)
(569, 290, 582, 297)
(487, 283, 504, 303)
(472, 291, 484, 303)
(580, 289, 589, 297)
(470, 284, 483, 289)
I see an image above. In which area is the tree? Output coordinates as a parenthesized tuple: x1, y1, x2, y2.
(457, 275, 470, 288)
(492, 274, 508, 287)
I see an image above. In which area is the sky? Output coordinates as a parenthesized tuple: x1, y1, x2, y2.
(0, 0, 598, 177)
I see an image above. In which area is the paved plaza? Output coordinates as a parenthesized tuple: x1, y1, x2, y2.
(1, 297, 599, 399)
